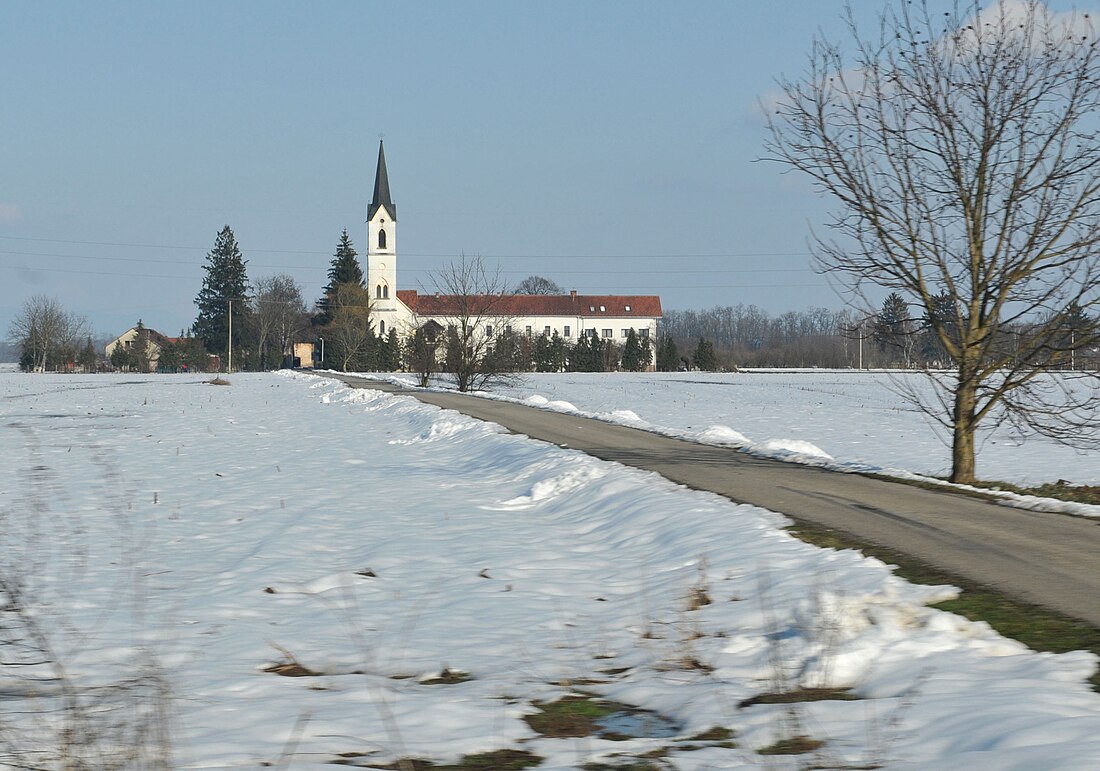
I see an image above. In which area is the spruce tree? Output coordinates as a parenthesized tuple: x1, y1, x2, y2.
(318, 229, 364, 323)
(132, 319, 151, 373)
(78, 337, 97, 372)
(194, 225, 252, 360)
(621, 329, 642, 371)
(656, 334, 679, 371)
(384, 328, 401, 371)
(693, 337, 718, 371)
(568, 332, 589, 372)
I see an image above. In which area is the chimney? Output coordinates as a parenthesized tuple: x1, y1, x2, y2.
(570, 290, 577, 302)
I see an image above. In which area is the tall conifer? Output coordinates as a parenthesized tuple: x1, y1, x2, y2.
(194, 225, 252, 358)
(318, 229, 364, 323)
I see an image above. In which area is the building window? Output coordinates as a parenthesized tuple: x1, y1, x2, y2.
(624, 304, 631, 312)
(379, 320, 386, 335)
(378, 228, 387, 249)
(505, 325, 513, 335)
(602, 329, 612, 338)
(383, 285, 389, 299)
(525, 326, 533, 336)
(485, 325, 494, 337)
(621, 329, 630, 338)
(590, 305, 595, 312)
(600, 305, 606, 312)
(640, 328, 650, 339)
(544, 326, 551, 337)
(376, 284, 383, 299)
(564, 325, 571, 337)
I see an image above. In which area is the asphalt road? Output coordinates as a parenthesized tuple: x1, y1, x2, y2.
(334, 374, 1100, 627)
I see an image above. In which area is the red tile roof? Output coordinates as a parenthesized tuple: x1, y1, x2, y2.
(396, 290, 661, 318)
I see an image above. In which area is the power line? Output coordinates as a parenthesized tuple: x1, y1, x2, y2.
(0, 234, 814, 261)
(0, 263, 822, 290)
(0, 248, 815, 276)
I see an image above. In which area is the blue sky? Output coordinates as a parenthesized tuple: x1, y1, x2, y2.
(2, 1, 1089, 339)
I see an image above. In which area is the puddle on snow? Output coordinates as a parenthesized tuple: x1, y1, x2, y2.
(595, 710, 680, 739)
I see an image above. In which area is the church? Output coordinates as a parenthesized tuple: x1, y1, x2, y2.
(363, 141, 662, 353)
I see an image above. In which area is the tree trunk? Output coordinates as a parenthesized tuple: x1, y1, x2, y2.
(950, 375, 978, 484)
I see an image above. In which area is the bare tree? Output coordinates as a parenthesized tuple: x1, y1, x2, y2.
(7, 294, 88, 372)
(252, 274, 308, 369)
(514, 275, 563, 295)
(427, 256, 519, 392)
(764, 0, 1100, 483)
(404, 322, 441, 388)
(325, 283, 375, 372)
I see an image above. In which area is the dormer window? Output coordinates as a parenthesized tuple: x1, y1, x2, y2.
(599, 305, 606, 312)
(624, 305, 631, 312)
(590, 305, 595, 312)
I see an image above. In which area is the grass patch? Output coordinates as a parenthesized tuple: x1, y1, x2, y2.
(740, 687, 857, 708)
(262, 642, 318, 677)
(420, 667, 473, 685)
(785, 520, 1100, 689)
(862, 471, 1100, 508)
(971, 479, 1100, 507)
(688, 726, 735, 741)
(523, 695, 617, 738)
(757, 736, 825, 756)
(364, 750, 541, 770)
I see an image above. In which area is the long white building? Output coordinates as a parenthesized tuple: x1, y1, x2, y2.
(363, 141, 662, 344)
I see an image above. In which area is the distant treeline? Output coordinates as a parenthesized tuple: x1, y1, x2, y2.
(662, 305, 863, 368)
(663, 300, 1100, 370)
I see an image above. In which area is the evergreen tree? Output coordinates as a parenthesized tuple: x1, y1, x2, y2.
(132, 319, 152, 373)
(693, 337, 718, 371)
(318, 229, 364, 323)
(194, 225, 252, 363)
(78, 337, 97, 372)
(621, 329, 642, 371)
(874, 292, 912, 354)
(533, 333, 553, 372)
(383, 328, 401, 371)
(567, 332, 588, 372)
(639, 335, 653, 371)
(573, 330, 605, 372)
(158, 339, 182, 372)
(548, 330, 566, 372)
(110, 340, 135, 371)
(920, 292, 957, 367)
(656, 334, 679, 371)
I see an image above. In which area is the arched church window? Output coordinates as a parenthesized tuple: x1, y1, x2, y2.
(383, 285, 389, 299)
(377, 285, 383, 299)
(378, 228, 387, 249)
(380, 320, 386, 335)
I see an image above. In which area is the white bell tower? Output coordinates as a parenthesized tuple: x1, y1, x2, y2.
(366, 139, 397, 312)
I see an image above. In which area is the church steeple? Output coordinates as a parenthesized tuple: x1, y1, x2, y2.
(366, 139, 397, 312)
(368, 140, 396, 221)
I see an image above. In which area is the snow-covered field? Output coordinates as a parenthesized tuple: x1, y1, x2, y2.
(399, 370, 1098, 488)
(3, 371, 1100, 769)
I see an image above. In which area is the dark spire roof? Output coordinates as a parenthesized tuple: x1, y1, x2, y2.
(367, 140, 396, 221)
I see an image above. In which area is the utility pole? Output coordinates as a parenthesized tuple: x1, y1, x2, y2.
(227, 298, 233, 374)
(318, 336, 325, 368)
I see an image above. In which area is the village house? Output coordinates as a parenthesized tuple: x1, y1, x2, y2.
(104, 325, 174, 370)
